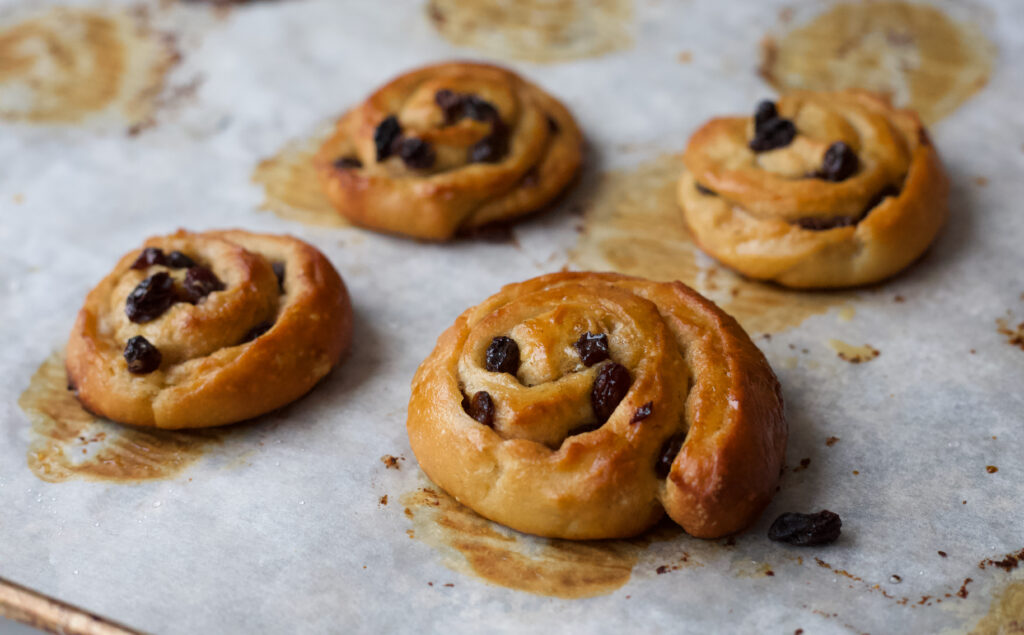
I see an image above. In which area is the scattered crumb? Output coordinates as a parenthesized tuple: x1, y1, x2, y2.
(980, 548, 1024, 572)
(957, 578, 973, 598)
(406, 529, 415, 538)
(793, 458, 811, 472)
(992, 436, 997, 440)
(996, 318, 1024, 351)
(852, 470, 860, 475)
(938, 551, 948, 557)
(963, 500, 967, 505)
(974, 176, 989, 187)
(428, 581, 433, 586)
(894, 295, 905, 303)
(677, 50, 692, 63)
(379, 495, 388, 505)
(381, 455, 401, 469)
(970, 349, 977, 354)
(404, 507, 414, 518)
(765, 570, 775, 576)
(825, 436, 840, 447)
(761, 333, 772, 341)
(443, 583, 454, 587)
(13, 194, 24, 204)
(987, 465, 999, 474)
(828, 339, 880, 363)
(723, 536, 737, 547)
(656, 565, 669, 575)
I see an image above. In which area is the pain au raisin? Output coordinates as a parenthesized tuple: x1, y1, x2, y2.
(591, 362, 631, 423)
(125, 272, 177, 323)
(768, 510, 842, 546)
(485, 336, 520, 375)
(574, 332, 610, 366)
(655, 433, 686, 478)
(123, 335, 162, 374)
(182, 266, 224, 304)
(165, 251, 196, 268)
(463, 391, 495, 427)
(131, 247, 166, 269)
(374, 115, 402, 161)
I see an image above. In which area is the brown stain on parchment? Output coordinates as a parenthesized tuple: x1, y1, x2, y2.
(252, 126, 350, 227)
(827, 339, 880, 363)
(19, 352, 218, 483)
(426, 0, 633, 64)
(569, 155, 854, 334)
(0, 8, 178, 126)
(971, 580, 1024, 634)
(401, 487, 682, 598)
(759, 1, 995, 124)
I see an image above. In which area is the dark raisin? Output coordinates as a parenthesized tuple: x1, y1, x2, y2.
(485, 336, 520, 375)
(463, 391, 495, 427)
(695, 183, 717, 196)
(333, 156, 362, 169)
(131, 247, 166, 269)
(272, 262, 285, 292)
(123, 335, 162, 374)
(546, 115, 560, 133)
(397, 137, 436, 170)
(240, 320, 273, 343)
(182, 266, 224, 304)
(165, 251, 196, 269)
(754, 100, 779, 130)
(374, 115, 402, 161)
(818, 141, 859, 182)
(630, 402, 653, 424)
(468, 124, 509, 164)
(435, 89, 464, 124)
(795, 215, 857, 231)
(125, 272, 177, 323)
(521, 167, 540, 188)
(574, 332, 610, 366)
(861, 184, 901, 215)
(591, 362, 631, 423)
(768, 510, 842, 546)
(655, 433, 686, 478)
(566, 423, 601, 437)
(463, 95, 499, 122)
(749, 117, 796, 152)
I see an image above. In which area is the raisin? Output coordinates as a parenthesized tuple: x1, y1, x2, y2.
(333, 156, 362, 169)
(272, 262, 285, 292)
(749, 117, 796, 152)
(566, 423, 601, 437)
(123, 335, 162, 374)
(485, 336, 520, 375)
(796, 215, 857, 231)
(125, 272, 177, 323)
(463, 95, 499, 122)
(468, 124, 509, 164)
(818, 142, 859, 182)
(131, 247, 166, 269)
(546, 115, 560, 133)
(463, 391, 495, 427)
(182, 266, 224, 304)
(165, 251, 196, 268)
(240, 320, 273, 343)
(695, 183, 717, 196)
(754, 100, 778, 129)
(655, 432, 686, 478)
(591, 362, 631, 423)
(374, 115, 402, 161)
(768, 510, 842, 546)
(397, 137, 436, 170)
(435, 89, 464, 124)
(574, 332, 610, 366)
(630, 402, 653, 424)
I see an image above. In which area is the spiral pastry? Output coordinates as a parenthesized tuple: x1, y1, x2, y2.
(678, 90, 948, 289)
(407, 272, 786, 540)
(66, 230, 352, 429)
(315, 61, 583, 240)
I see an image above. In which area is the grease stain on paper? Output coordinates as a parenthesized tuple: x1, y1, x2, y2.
(19, 352, 219, 483)
(252, 125, 350, 227)
(759, 1, 995, 124)
(971, 580, 1024, 634)
(425, 0, 633, 63)
(0, 7, 178, 126)
(828, 339, 880, 363)
(401, 486, 683, 598)
(569, 155, 854, 334)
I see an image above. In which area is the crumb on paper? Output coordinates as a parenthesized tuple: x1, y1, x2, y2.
(975, 176, 989, 187)
(677, 50, 692, 63)
(381, 454, 401, 469)
(987, 465, 999, 473)
(996, 318, 1024, 351)
(379, 494, 388, 505)
(793, 458, 811, 472)
(825, 436, 840, 447)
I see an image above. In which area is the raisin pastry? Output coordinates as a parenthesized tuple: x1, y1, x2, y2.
(315, 61, 583, 240)
(678, 90, 948, 288)
(407, 272, 786, 540)
(66, 229, 352, 429)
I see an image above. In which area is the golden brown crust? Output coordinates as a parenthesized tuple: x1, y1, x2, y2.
(679, 90, 949, 289)
(315, 61, 583, 240)
(66, 229, 352, 429)
(406, 272, 786, 540)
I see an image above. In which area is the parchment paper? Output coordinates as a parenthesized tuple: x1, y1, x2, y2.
(2, 0, 1023, 633)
